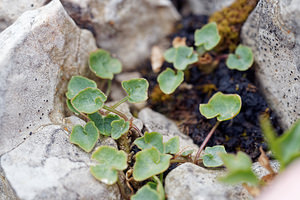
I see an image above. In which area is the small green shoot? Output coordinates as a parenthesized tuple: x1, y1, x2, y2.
(181, 150, 194, 157)
(89, 49, 122, 80)
(194, 22, 221, 51)
(70, 121, 99, 152)
(226, 45, 253, 71)
(164, 137, 180, 154)
(71, 88, 107, 114)
(200, 92, 242, 121)
(202, 145, 226, 167)
(219, 152, 259, 186)
(121, 78, 149, 103)
(157, 68, 184, 94)
(260, 116, 300, 170)
(133, 147, 172, 181)
(90, 146, 127, 185)
(131, 176, 165, 200)
(66, 76, 97, 99)
(164, 46, 198, 70)
(88, 112, 120, 136)
(111, 119, 130, 139)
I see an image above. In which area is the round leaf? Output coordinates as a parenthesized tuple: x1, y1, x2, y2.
(226, 45, 253, 71)
(121, 78, 149, 103)
(131, 185, 160, 200)
(88, 112, 120, 136)
(71, 87, 107, 114)
(194, 22, 221, 51)
(199, 92, 241, 121)
(66, 76, 97, 99)
(164, 136, 179, 154)
(70, 121, 99, 152)
(157, 68, 184, 94)
(202, 145, 226, 167)
(133, 147, 172, 181)
(111, 119, 130, 139)
(164, 46, 198, 70)
(134, 132, 164, 153)
(89, 49, 122, 80)
(90, 146, 127, 185)
(66, 99, 80, 114)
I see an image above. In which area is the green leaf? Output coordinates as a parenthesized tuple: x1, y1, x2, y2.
(71, 87, 107, 114)
(199, 92, 241, 121)
(89, 49, 122, 80)
(226, 45, 253, 71)
(70, 121, 99, 152)
(111, 119, 130, 139)
(133, 147, 172, 181)
(66, 99, 80, 114)
(88, 112, 120, 136)
(121, 78, 149, 103)
(181, 150, 194, 157)
(131, 185, 160, 200)
(164, 46, 198, 70)
(194, 22, 221, 51)
(260, 116, 300, 170)
(66, 76, 97, 99)
(157, 68, 184, 94)
(134, 132, 164, 153)
(152, 176, 165, 200)
(90, 146, 127, 185)
(164, 136, 179, 154)
(219, 152, 259, 186)
(202, 145, 226, 167)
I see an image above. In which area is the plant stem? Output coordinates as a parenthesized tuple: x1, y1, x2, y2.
(105, 79, 112, 97)
(105, 96, 129, 115)
(194, 121, 221, 163)
(102, 105, 128, 121)
(159, 173, 163, 183)
(170, 159, 188, 164)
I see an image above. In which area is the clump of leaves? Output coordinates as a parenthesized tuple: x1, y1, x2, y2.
(194, 92, 242, 163)
(226, 44, 253, 71)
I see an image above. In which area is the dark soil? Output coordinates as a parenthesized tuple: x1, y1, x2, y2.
(141, 14, 282, 160)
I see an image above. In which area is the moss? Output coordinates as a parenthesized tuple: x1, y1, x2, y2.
(209, 0, 258, 52)
(150, 85, 172, 103)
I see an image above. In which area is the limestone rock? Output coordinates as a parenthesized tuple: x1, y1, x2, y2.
(0, 0, 97, 156)
(241, 0, 300, 129)
(61, 0, 180, 70)
(138, 108, 199, 154)
(187, 0, 234, 15)
(1, 125, 121, 200)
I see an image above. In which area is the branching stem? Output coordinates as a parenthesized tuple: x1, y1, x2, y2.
(105, 79, 112, 97)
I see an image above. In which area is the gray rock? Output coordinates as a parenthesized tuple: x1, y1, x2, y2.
(63, 116, 86, 133)
(0, 0, 47, 32)
(187, 0, 234, 15)
(0, 161, 18, 200)
(1, 125, 121, 200)
(0, 0, 96, 156)
(61, 0, 180, 70)
(252, 160, 280, 179)
(241, 0, 300, 129)
(165, 162, 251, 200)
(138, 108, 199, 154)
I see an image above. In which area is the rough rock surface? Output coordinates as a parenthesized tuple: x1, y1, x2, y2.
(138, 108, 199, 153)
(187, 0, 234, 15)
(61, 0, 180, 70)
(1, 125, 121, 200)
(0, 0, 47, 32)
(241, 0, 300, 129)
(0, 0, 96, 156)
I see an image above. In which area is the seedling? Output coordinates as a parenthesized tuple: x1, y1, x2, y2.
(202, 145, 227, 167)
(226, 44, 253, 71)
(194, 92, 242, 163)
(90, 146, 127, 185)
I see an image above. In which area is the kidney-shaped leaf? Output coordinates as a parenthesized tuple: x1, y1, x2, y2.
(202, 145, 226, 167)
(89, 49, 122, 80)
(90, 146, 127, 185)
(199, 92, 241, 121)
(157, 68, 184, 94)
(164, 46, 198, 71)
(219, 152, 259, 186)
(226, 45, 253, 71)
(133, 147, 172, 181)
(66, 99, 80, 114)
(122, 78, 149, 103)
(71, 87, 107, 114)
(70, 121, 99, 152)
(88, 112, 120, 136)
(131, 185, 160, 200)
(66, 76, 97, 99)
(194, 22, 221, 51)
(164, 136, 179, 154)
(134, 132, 164, 153)
(111, 119, 130, 139)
